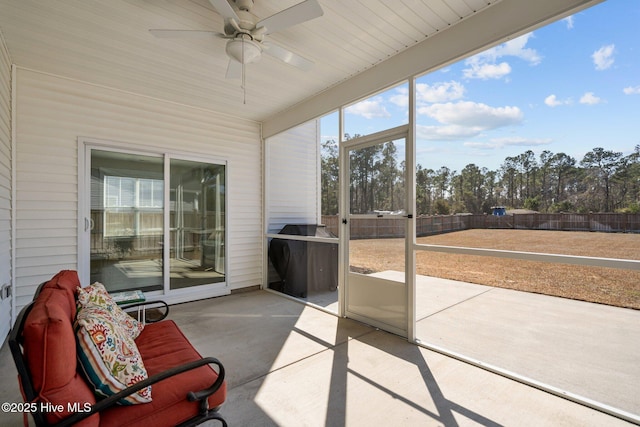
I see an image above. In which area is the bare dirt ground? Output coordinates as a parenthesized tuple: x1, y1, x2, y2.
(349, 229, 640, 309)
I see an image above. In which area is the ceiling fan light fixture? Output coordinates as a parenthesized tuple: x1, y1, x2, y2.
(225, 37, 262, 64)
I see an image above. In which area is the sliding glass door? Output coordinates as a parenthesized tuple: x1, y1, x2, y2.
(169, 159, 225, 290)
(89, 150, 164, 293)
(84, 146, 226, 298)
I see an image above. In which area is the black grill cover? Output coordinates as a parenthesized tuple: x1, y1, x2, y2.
(269, 224, 338, 298)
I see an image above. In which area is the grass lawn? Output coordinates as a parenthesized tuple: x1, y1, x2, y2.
(348, 229, 640, 309)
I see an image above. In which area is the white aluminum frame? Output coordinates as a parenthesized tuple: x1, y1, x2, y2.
(340, 124, 411, 337)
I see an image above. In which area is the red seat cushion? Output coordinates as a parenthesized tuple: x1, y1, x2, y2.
(99, 321, 226, 427)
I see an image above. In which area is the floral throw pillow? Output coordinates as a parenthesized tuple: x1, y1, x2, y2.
(77, 282, 144, 339)
(75, 293, 152, 405)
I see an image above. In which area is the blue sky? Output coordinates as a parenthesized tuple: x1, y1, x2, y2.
(321, 0, 640, 172)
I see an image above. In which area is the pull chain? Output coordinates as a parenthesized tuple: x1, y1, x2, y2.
(241, 36, 246, 104)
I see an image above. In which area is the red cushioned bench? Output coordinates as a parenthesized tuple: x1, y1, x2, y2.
(9, 270, 227, 427)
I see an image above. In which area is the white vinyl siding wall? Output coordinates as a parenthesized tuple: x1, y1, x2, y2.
(0, 33, 12, 342)
(266, 120, 319, 234)
(14, 68, 262, 311)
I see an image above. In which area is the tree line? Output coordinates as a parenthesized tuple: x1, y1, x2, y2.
(321, 137, 640, 216)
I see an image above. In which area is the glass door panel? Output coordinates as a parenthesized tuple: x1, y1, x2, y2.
(169, 159, 226, 290)
(90, 150, 164, 293)
(345, 137, 407, 335)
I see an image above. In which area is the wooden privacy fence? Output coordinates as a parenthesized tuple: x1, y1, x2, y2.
(321, 213, 640, 239)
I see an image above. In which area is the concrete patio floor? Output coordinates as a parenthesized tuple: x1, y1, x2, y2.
(361, 270, 640, 418)
(414, 275, 640, 419)
(1, 286, 638, 426)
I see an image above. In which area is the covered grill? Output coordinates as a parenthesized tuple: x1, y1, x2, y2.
(268, 224, 338, 298)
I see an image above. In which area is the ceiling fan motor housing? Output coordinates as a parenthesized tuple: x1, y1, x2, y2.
(234, 0, 254, 11)
(224, 8, 261, 39)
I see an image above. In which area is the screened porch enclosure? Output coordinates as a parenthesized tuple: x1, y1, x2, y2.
(264, 70, 640, 419)
(265, 124, 640, 420)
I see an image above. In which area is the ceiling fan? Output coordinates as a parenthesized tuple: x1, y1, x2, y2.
(150, 0, 323, 82)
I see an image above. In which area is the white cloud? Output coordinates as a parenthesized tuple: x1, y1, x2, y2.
(592, 44, 615, 70)
(463, 141, 501, 149)
(391, 81, 466, 107)
(417, 101, 523, 141)
(478, 33, 542, 65)
(416, 81, 465, 103)
(544, 95, 560, 107)
(544, 94, 572, 107)
(389, 88, 409, 108)
(463, 62, 511, 80)
(463, 137, 552, 150)
(623, 86, 640, 95)
(545, 92, 604, 107)
(463, 33, 541, 80)
(491, 137, 553, 147)
(345, 97, 391, 119)
(563, 16, 574, 29)
(498, 34, 543, 64)
(420, 101, 523, 128)
(417, 124, 483, 140)
(580, 92, 604, 105)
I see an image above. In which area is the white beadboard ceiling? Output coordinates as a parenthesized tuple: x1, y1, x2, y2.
(0, 0, 599, 125)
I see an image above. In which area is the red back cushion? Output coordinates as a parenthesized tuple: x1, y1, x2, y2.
(40, 270, 81, 318)
(23, 286, 98, 426)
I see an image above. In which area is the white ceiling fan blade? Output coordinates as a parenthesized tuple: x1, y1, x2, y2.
(263, 42, 314, 71)
(225, 59, 242, 79)
(256, 0, 323, 35)
(149, 29, 228, 39)
(208, 0, 240, 22)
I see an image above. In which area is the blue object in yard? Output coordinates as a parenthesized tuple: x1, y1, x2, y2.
(492, 206, 507, 216)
